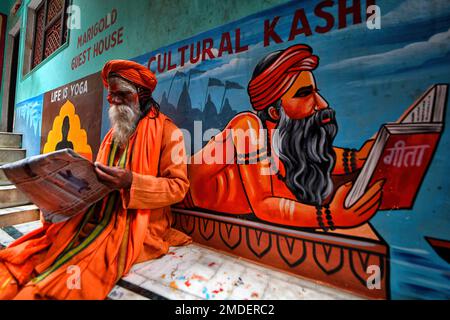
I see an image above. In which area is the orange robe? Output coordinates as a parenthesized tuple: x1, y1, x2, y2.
(0, 112, 191, 299)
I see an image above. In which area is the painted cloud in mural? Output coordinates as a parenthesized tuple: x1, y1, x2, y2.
(382, 0, 450, 26)
(322, 27, 450, 75)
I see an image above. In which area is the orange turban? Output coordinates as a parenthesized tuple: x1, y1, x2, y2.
(248, 44, 319, 111)
(101, 59, 157, 92)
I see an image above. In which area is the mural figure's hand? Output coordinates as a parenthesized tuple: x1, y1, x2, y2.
(94, 162, 133, 190)
(329, 179, 384, 227)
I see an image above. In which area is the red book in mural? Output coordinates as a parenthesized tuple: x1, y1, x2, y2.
(345, 84, 448, 210)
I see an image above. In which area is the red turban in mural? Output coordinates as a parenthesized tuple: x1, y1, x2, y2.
(247, 44, 319, 111)
(101, 59, 157, 92)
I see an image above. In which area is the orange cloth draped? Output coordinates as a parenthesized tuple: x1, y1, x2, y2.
(247, 44, 319, 111)
(0, 111, 191, 300)
(101, 60, 157, 92)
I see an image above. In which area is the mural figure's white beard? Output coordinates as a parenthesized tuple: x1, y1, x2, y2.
(108, 103, 141, 146)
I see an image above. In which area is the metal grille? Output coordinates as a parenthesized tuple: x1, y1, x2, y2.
(32, 5, 45, 68)
(32, 0, 69, 70)
(44, 21, 62, 58)
(46, 0, 63, 24)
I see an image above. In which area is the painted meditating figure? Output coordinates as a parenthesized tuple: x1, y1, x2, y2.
(181, 44, 383, 230)
(55, 116, 74, 151)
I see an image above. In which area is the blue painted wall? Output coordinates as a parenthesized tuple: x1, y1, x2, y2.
(1, 0, 449, 299)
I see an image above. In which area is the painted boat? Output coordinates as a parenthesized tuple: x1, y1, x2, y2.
(425, 237, 450, 264)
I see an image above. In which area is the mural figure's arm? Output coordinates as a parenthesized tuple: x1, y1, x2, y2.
(332, 139, 375, 175)
(230, 114, 382, 228)
(237, 160, 383, 228)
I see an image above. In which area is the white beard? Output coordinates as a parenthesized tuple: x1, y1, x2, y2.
(108, 103, 141, 146)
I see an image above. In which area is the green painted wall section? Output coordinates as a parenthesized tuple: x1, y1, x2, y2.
(0, 0, 15, 14)
(0, 0, 288, 120)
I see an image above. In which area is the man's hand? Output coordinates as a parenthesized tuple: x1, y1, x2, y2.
(94, 162, 133, 190)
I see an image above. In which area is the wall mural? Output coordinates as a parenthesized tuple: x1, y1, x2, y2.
(132, 0, 450, 299)
(40, 72, 104, 161)
(13, 94, 43, 157)
(13, 0, 450, 299)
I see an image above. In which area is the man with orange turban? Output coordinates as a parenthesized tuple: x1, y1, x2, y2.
(184, 44, 383, 230)
(0, 60, 191, 299)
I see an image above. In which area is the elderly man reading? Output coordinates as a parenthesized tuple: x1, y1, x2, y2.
(0, 60, 191, 300)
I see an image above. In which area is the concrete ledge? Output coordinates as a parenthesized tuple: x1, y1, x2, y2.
(0, 169, 10, 186)
(0, 185, 31, 209)
(0, 204, 40, 228)
(0, 133, 22, 149)
(0, 148, 26, 163)
(171, 208, 389, 299)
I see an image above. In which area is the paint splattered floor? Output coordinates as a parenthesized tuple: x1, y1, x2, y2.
(111, 243, 362, 300)
(1, 221, 361, 300)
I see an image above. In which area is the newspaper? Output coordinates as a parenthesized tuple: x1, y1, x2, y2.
(0, 148, 113, 223)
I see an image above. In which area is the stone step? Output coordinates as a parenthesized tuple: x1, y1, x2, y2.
(0, 133, 22, 149)
(0, 148, 26, 164)
(0, 168, 10, 186)
(0, 204, 40, 228)
(0, 185, 31, 209)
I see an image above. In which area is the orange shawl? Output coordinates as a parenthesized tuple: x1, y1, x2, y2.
(0, 112, 191, 299)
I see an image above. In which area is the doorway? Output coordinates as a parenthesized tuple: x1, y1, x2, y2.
(1, 20, 21, 132)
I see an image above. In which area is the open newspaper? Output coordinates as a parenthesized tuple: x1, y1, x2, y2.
(0, 148, 113, 223)
(345, 84, 447, 209)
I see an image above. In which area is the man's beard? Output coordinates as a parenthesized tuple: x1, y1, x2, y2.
(273, 108, 338, 206)
(108, 104, 141, 146)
